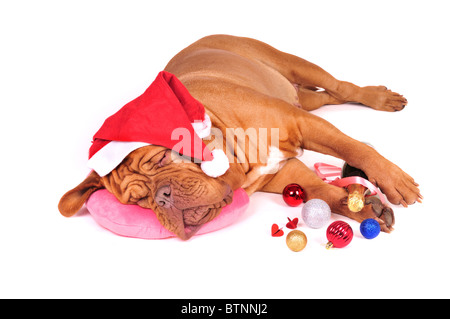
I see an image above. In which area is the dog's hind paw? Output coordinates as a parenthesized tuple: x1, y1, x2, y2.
(360, 86, 407, 112)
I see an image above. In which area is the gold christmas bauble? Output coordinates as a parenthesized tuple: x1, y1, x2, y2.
(286, 230, 307, 252)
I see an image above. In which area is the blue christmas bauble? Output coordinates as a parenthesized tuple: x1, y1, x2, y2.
(360, 218, 381, 239)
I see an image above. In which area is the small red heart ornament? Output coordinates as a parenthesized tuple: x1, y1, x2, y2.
(286, 217, 299, 229)
(271, 224, 284, 237)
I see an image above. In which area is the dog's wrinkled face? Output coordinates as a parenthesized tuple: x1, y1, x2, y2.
(100, 145, 233, 240)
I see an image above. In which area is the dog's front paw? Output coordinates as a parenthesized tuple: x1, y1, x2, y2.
(364, 197, 395, 233)
(337, 195, 395, 233)
(366, 160, 423, 208)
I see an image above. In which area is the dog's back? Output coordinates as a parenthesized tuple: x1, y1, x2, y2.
(164, 35, 300, 108)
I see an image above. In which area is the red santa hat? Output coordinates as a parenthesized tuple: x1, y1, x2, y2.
(87, 71, 229, 178)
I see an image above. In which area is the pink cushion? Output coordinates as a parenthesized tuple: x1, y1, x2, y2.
(85, 188, 249, 239)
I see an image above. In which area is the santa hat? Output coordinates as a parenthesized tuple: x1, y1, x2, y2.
(87, 71, 229, 178)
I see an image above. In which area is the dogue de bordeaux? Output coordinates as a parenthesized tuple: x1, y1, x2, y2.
(59, 35, 422, 240)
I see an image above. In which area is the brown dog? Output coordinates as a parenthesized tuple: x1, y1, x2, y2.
(59, 35, 422, 240)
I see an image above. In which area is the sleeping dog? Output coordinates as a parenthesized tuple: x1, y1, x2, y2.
(59, 35, 422, 240)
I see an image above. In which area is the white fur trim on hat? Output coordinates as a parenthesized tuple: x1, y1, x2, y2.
(87, 141, 150, 177)
(191, 114, 212, 138)
(201, 149, 230, 178)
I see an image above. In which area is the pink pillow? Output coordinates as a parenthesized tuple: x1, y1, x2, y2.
(85, 188, 249, 239)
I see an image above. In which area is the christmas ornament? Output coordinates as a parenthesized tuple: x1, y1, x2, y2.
(341, 162, 369, 212)
(326, 221, 353, 249)
(271, 224, 284, 237)
(282, 183, 305, 207)
(301, 199, 331, 229)
(360, 218, 381, 239)
(313, 162, 388, 205)
(286, 230, 307, 252)
(286, 217, 299, 229)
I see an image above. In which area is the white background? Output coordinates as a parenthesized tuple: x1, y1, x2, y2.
(1, 0, 449, 298)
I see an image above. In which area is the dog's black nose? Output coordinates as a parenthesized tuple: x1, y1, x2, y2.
(155, 185, 172, 207)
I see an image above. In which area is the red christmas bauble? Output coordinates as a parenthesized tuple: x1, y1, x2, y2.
(282, 183, 305, 207)
(326, 221, 353, 249)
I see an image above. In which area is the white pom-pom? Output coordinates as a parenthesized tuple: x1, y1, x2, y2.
(201, 149, 230, 178)
(192, 114, 212, 138)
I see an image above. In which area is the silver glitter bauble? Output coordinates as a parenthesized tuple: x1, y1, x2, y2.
(301, 199, 331, 229)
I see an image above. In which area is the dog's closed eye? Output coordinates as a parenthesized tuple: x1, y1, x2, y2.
(158, 149, 173, 167)
(158, 149, 195, 167)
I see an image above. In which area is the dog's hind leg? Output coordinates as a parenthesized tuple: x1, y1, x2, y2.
(194, 35, 407, 111)
(295, 87, 344, 111)
(260, 41, 408, 112)
(269, 50, 408, 112)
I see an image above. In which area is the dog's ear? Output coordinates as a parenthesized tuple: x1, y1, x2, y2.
(58, 171, 104, 217)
